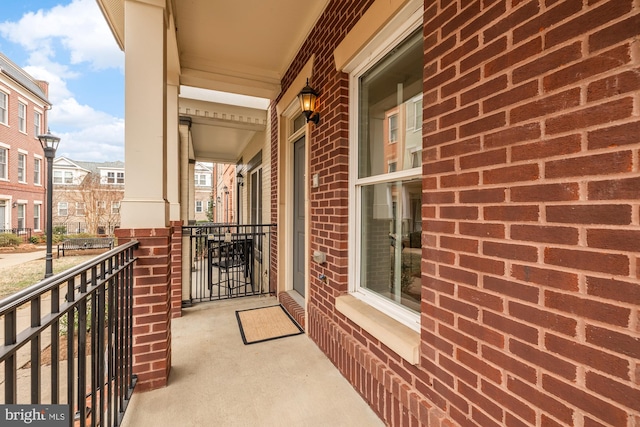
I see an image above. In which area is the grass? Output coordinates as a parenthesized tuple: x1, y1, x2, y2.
(0, 254, 98, 300)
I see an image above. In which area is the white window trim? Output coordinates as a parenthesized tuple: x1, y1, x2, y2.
(33, 156, 42, 186)
(0, 143, 8, 181)
(347, 3, 423, 333)
(17, 151, 27, 183)
(18, 101, 27, 133)
(33, 202, 42, 231)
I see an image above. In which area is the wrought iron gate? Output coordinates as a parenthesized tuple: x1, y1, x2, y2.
(183, 224, 274, 303)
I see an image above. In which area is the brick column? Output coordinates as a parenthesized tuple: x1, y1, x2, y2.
(170, 221, 183, 318)
(116, 227, 172, 391)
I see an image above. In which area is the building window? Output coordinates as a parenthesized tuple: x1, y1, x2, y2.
(0, 147, 7, 180)
(18, 102, 26, 133)
(34, 111, 41, 137)
(96, 200, 106, 211)
(195, 173, 210, 186)
(195, 200, 203, 213)
(34, 204, 41, 231)
(76, 203, 85, 216)
(350, 26, 423, 325)
(34, 158, 41, 185)
(58, 202, 68, 216)
(111, 202, 120, 214)
(388, 113, 398, 143)
(17, 204, 25, 229)
(17, 153, 26, 183)
(117, 172, 124, 184)
(0, 91, 7, 125)
(54, 170, 73, 184)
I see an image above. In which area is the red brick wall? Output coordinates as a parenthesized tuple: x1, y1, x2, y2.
(116, 227, 172, 391)
(170, 220, 182, 318)
(277, 0, 640, 426)
(0, 73, 50, 231)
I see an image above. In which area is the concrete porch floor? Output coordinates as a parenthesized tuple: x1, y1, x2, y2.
(120, 295, 384, 427)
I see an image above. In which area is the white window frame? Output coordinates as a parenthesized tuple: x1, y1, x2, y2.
(34, 110, 42, 137)
(33, 203, 41, 231)
(17, 204, 25, 230)
(58, 202, 68, 216)
(0, 145, 8, 180)
(111, 201, 120, 214)
(388, 113, 398, 143)
(18, 101, 26, 133)
(76, 202, 86, 216)
(346, 6, 423, 331)
(195, 200, 203, 213)
(34, 156, 42, 185)
(116, 171, 124, 184)
(0, 91, 7, 125)
(17, 151, 27, 183)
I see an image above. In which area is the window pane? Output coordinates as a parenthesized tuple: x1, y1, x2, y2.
(358, 29, 423, 179)
(0, 148, 6, 179)
(18, 103, 26, 132)
(359, 179, 422, 312)
(0, 92, 6, 124)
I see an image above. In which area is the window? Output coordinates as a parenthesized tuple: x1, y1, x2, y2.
(111, 202, 120, 214)
(117, 172, 124, 184)
(58, 202, 68, 216)
(18, 102, 26, 133)
(34, 158, 41, 185)
(76, 203, 85, 216)
(351, 27, 423, 324)
(34, 111, 41, 137)
(54, 170, 73, 184)
(0, 91, 7, 124)
(17, 204, 25, 229)
(0, 147, 7, 180)
(96, 200, 106, 210)
(17, 153, 26, 183)
(195, 173, 210, 186)
(33, 204, 41, 231)
(388, 113, 398, 143)
(195, 200, 203, 213)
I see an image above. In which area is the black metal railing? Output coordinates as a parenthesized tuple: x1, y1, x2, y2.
(0, 228, 33, 243)
(183, 223, 274, 303)
(0, 240, 139, 427)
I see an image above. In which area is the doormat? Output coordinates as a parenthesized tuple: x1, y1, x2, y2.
(235, 304, 303, 345)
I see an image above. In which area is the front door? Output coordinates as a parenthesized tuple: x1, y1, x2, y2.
(293, 136, 305, 296)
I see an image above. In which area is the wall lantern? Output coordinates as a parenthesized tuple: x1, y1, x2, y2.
(12, 202, 17, 208)
(236, 171, 244, 187)
(297, 78, 320, 125)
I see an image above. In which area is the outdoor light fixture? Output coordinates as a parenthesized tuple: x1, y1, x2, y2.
(12, 202, 16, 208)
(236, 171, 244, 187)
(297, 78, 320, 124)
(37, 128, 61, 278)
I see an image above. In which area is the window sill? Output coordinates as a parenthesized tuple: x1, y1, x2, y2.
(335, 294, 420, 365)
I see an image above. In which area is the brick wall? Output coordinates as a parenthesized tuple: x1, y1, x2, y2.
(0, 72, 49, 231)
(421, 1, 640, 425)
(277, 0, 640, 426)
(115, 227, 172, 391)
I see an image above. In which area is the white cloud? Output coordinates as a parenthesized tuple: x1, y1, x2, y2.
(0, 0, 122, 71)
(0, 0, 125, 162)
(56, 119, 125, 162)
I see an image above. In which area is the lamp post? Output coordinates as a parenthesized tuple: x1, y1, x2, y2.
(38, 129, 61, 278)
(236, 171, 244, 225)
(222, 185, 229, 224)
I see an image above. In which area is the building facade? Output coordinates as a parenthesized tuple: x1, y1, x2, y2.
(193, 162, 213, 222)
(0, 52, 51, 235)
(98, 1, 640, 425)
(52, 157, 124, 235)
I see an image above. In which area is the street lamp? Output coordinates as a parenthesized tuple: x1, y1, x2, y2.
(236, 171, 244, 225)
(222, 185, 229, 224)
(38, 129, 61, 278)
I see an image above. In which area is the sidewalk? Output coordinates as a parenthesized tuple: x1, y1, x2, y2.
(0, 249, 46, 269)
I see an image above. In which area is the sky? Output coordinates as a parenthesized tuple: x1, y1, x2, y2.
(0, 0, 124, 162)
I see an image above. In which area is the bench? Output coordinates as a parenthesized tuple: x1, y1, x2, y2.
(57, 237, 114, 257)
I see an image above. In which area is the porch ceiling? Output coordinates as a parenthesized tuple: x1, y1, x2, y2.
(97, 0, 328, 162)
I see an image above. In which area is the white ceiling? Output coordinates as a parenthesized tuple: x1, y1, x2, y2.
(98, 0, 329, 163)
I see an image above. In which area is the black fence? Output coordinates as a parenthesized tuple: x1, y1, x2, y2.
(183, 223, 275, 303)
(0, 228, 33, 243)
(0, 240, 139, 427)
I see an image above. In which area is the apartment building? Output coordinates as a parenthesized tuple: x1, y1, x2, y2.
(0, 52, 51, 234)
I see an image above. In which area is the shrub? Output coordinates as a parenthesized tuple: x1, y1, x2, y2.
(0, 233, 22, 247)
(28, 236, 41, 244)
